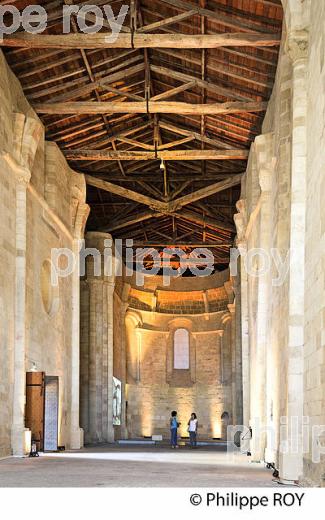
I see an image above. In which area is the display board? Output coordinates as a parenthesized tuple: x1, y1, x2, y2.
(44, 376, 59, 451)
(113, 377, 122, 426)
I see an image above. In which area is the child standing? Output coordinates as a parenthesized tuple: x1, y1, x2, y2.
(188, 413, 198, 448)
(170, 410, 180, 448)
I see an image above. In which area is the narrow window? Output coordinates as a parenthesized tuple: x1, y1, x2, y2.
(174, 328, 190, 369)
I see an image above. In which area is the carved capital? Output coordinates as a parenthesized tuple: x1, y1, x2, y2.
(287, 30, 309, 63)
(0, 151, 31, 185)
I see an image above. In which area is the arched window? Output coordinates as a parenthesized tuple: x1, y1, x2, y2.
(173, 328, 190, 369)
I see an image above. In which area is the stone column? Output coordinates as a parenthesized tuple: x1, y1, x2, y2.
(70, 177, 89, 449)
(249, 134, 274, 462)
(217, 330, 224, 384)
(85, 232, 115, 444)
(105, 280, 115, 443)
(279, 31, 308, 483)
(227, 304, 237, 425)
(239, 242, 250, 429)
(6, 114, 42, 456)
(234, 273, 243, 426)
(120, 289, 129, 439)
(11, 166, 31, 456)
(234, 200, 250, 429)
(70, 237, 88, 448)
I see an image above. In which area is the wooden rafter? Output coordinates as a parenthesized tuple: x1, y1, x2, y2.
(66, 149, 248, 161)
(86, 173, 240, 214)
(1, 32, 281, 49)
(34, 100, 267, 115)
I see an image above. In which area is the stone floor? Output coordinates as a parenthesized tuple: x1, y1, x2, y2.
(0, 444, 282, 487)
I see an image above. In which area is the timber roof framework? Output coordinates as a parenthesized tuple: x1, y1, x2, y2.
(1, 0, 283, 269)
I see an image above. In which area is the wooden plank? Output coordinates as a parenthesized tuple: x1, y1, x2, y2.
(34, 100, 267, 115)
(0, 32, 281, 49)
(67, 149, 249, 161)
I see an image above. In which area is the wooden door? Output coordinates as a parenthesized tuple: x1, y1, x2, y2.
(25, 372, 45, 451)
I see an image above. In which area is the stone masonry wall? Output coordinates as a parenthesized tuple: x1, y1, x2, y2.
(0, 50, 87, 455)
(236, 1, 325, 486)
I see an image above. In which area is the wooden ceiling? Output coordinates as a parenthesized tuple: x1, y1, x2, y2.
(1, 0, 283, 269)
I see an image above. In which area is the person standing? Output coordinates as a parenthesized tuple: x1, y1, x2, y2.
(188, 413, 198, 448)
(170, 410, 180, 448)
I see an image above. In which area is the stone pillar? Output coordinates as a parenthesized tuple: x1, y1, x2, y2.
(279, 30, 308, 483)
(85, 232, 115, 444)
(11, 167, 31, 456)
(239, 242, 250, 428)
(7, 114, 42, 456)
(234, 200, 250, 429)
(120, 286, 130, 439)
(68, 174, 90, 449)
(233, 273, 243, 426)
(70, 239, 85, 448)
(249, 134, 274, 462)
(106, 280, 115, 443)
(218, 330, 224, 384)
(228, 304, 237, 425)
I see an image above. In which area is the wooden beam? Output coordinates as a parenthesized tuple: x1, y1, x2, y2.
(137, 10, 199, 32)
(85, 175, 167, 211)
(116, 136, 195, 150)
(160, 0, 279, 33)
(99, 84, 145, 101)
(85, 174, 241, 182)
(176, 209, 235, 233)
(87, 171, 241, 230)
(150, 81, 197, 101)
(170, 176, 242, 211)
(150, 64, 252, 101)
(67, 149, 249, 161)
(159, 120, 234, 150)
(101, 210, 162, 232)
(34, 100, 267, 115)
(46, 63, 145, 103)
(0, 32, 281, 49)
(126, 242, 232, 247)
